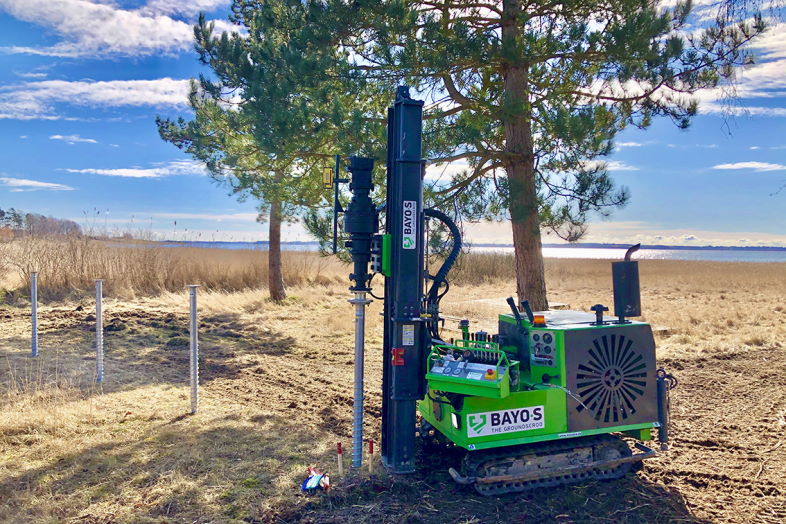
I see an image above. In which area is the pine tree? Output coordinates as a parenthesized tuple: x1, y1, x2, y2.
(157, 1, 384, 300)
(328, 0, 765, 309)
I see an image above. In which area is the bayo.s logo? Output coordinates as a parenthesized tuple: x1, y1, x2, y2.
(467, 406, 546, 437)
(402, 200, 416, 249)
(469, 414, 487, 433)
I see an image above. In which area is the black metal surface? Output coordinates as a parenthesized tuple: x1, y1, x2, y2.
(612, 259, 641, 320)
(458, 434, 639, 495)
(497, 319, 529, 371)
(590, 304, 609, 325)
(331, 155, 342, 254)
(521, 300, 535, 323)
(343, 157, 378, 292)
(657, 369, 669, 448)
(381, 87, 425, 474)
(564, 324, 658, 431)
(656, 368, 677, 449)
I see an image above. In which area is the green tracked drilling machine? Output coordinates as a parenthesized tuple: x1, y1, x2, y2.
(334, 87, 677, 495)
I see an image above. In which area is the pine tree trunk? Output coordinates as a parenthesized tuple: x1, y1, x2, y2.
(502, 0, 548, 311)
(268, 198, 286, 301)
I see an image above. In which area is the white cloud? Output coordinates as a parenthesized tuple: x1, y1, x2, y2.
(582, 160, 639, 171)
(691, 21, 786, 117)
(657, 0, 716, 8)
(65, 160, 208, 178)
(700, 102, 786, 117)
(0, 78, 190, 120)
(617, 141, 643, 147)
(712, 161, 786, 172)
(0, 0, 237, 58)
(606, 161, 639, 171)
(66, 167, 160, 179)
(19, 135, 27, 139)
(750, 146, 761, 150)
(14, 71, 47, 79)
(139, 0, 230, 17)
(667, 142, 726, 149)
(750, 21, 786, 61)
(425, 160, 471, 182)
(0, 176, 74, 192)
(50, 134, 97, 144)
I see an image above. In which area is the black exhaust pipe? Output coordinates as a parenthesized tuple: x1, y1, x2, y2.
(612, 243, 641, 324)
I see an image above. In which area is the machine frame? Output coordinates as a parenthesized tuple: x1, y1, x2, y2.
(339, 87, 675, 493)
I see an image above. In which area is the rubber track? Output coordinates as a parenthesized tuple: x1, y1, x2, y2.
(461, 434, 633, 496)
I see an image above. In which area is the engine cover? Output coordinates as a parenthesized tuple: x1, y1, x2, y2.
(564, 324, 657, 432)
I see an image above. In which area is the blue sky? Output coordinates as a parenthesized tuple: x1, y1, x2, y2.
(0, 0, 784, 247)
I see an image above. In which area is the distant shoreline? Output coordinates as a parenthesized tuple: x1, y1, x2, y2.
(481, 242, 786, 252)
(151, 239, 786, 252)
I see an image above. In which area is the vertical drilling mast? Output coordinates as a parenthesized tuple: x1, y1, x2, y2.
(380, 88, 426, 473)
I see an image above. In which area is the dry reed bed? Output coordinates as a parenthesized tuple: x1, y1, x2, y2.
(0, 237, 346, 299)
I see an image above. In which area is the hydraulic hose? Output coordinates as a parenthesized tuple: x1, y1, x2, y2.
(424, 207, 462, 304)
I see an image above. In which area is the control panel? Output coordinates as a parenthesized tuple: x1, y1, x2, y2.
(430, 359, 507, 382)
(530, 330, 557, 368)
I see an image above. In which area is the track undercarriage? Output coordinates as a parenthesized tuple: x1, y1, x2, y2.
(449, 434, 656, 496)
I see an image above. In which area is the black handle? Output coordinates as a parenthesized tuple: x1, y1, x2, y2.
(590, 303, 609, 325)
(520, 300, 535, 323)
(506, 296, 523, 325)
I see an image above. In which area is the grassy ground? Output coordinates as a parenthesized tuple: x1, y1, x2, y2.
(1, 253, 786, 523)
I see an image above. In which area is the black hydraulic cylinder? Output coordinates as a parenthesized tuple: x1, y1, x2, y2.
(344, 157, 378, 292)
(656, 368, 670, 451)
(381, 87, 425, 474)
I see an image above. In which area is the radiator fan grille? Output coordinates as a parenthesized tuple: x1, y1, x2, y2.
(574, 334, 648, 423)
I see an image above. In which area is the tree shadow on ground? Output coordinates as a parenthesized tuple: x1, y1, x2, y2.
(0, 404, 706, 524)
(298, 447, 709, 524)
(0, 412, 327, 522)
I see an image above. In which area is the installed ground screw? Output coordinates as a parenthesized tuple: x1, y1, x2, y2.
(95, 279, 104, 384)
(188, 285, 200, 414)
(31, 272, 38, 358)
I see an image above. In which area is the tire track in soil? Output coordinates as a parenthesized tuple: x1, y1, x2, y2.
(648, 344, 786, 523)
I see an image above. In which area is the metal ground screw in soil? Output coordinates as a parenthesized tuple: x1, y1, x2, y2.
(349, 292, 372, 468)
(31, 272, 38, 357)
(95, 279, 104, 384)
(188, 285, 200, 414)
(342, 156, 379, 468)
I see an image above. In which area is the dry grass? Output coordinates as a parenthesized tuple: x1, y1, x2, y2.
(1, 249, 785, 522)
(0, 237, 348, 300)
